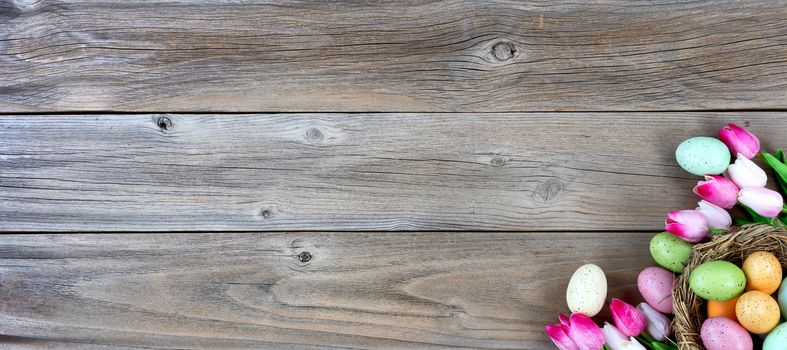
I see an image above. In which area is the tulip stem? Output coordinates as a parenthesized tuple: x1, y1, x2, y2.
(782, 204, 787, 214)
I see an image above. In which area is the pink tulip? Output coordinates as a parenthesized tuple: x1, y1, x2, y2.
(738, 187, 783, 218)
(602, 323, 647, 350)
(636, 303, 671, 341)
(719, 123, 760, 159)
(727, 155, 767, 188)
(696, 200, 732, 229)
(546, 313, 605, 350)
(665, 210, 709, 243)
(694, 175, 739, 209)
(610, 298, 647, 337)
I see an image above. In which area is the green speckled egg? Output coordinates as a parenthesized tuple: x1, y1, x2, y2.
(650, 232, 693, 273)
(675, 137, 731, 176)
(764, 323, 787, 350)
(690, 260, 746, 301)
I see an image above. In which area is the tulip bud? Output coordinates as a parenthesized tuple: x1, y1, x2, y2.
(728, 155, 768, 188)
(738, 187, 784, 218)
(546, 323, 580, 350)
(694, 175, 740, 209)
(637, 303, 671, 341)
(696, 200, 732, 229)
(719, 123, 760, 159)
(665, 210, 709, 243)
(610, 298, 647, 337)
(546, 313, 604, 350)
(602, 323, 648, 350)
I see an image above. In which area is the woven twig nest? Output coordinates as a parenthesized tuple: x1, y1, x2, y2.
(673, 224, 787, 350)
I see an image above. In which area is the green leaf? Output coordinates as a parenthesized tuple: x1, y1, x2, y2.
(777, 149, 785, 163)
(651, 342, 678, 350)
(710, 228, 727, 235)
(761, 152, 787, 196)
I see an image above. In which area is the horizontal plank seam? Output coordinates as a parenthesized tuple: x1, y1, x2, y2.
(0, 230, 664, 234)
(2, 109, 787, 116)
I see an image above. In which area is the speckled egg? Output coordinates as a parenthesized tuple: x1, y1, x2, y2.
(689, 260, 746, 301)
(701, 317, 753, 350)
(777, 277, 787, 319)
(650, 232, 694, 273)
(763, 323, 787, 350)
(637, 266, 675, 314)
(675, 136, 731, 176)
(566, 264, 607, 317)
(736, 290, 780, 334)
(742, 251, 782, 294)
(708, 296, 740, 323)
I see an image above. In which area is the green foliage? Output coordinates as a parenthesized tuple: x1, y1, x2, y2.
(761, 151, 787, 197)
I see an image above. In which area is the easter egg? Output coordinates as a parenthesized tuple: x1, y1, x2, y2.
(777, 277, 787, 319)
(736, 290, 780, 334)
(700, 317, 753, 350)
(675, 136, 731, 176)
(650, 232, 693, 273)
(763, 323, 787, 350)
(742, 251, 782, 294)
(707, 296, 740, 322)
(566, 264, 607, 317)
(689, 260, 746, 301)
(637, 266, 675, 314)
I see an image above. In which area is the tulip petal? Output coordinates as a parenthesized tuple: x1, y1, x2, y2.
(739, 187, 783, 218)
(728, 156, 767, 188)
(566, 313, 605, 350)
(696, 200, 732, 229)
(637, 303, 671, 341)
(610, 298, 646, 337)
(602, 323, 628, 350)
(547, 323, 580, 350)
(693, 175, 739, 209)
(720, 124, 760, 159)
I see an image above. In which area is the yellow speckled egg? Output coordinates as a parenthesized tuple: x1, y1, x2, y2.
(736, 291, 781, 334)
(742, 251, 782, 294)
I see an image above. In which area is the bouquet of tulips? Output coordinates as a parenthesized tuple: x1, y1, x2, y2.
(547, 123, 787, 350)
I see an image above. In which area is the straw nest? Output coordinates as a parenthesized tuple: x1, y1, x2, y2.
(673, 224, 787, 350)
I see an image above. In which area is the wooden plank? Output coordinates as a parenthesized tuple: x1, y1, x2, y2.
(0, 231, 650, 349)
(1, 1, 786, 112)
(2, 113, 784, 232)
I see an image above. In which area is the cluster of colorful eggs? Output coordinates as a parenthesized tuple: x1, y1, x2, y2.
(639, 250, 787, 349)
(692, 252, 787, 349)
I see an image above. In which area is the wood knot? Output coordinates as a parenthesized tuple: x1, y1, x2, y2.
(304, 127, 324, 143)
(533, 178, 564, 203)
(491, 42, 516, 61)
(155, 116, 172, 132)
(297, 251, 312, 263)
(260, 208, 273, 218)
(490, 155, 507, 167)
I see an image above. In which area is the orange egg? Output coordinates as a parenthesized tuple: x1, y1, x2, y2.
(707, 296, 739, 322)
(735, 290, 780, 334)
(742, 251, 782, 294)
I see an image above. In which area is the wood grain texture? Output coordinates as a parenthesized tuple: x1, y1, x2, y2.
(1, 0, 786, 112)
(0, 231, 650, 349)
(3, 113, 786, 232)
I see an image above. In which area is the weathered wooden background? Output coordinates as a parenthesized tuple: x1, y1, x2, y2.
(1, 0, 786, 349)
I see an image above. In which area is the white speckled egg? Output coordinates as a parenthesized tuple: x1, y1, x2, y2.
(566, 264, 607, 317)
(675, 137, 731, 176)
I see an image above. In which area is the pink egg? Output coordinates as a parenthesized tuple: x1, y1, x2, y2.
(701, 317, 753, 350)
(637, 266, 675, 314)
